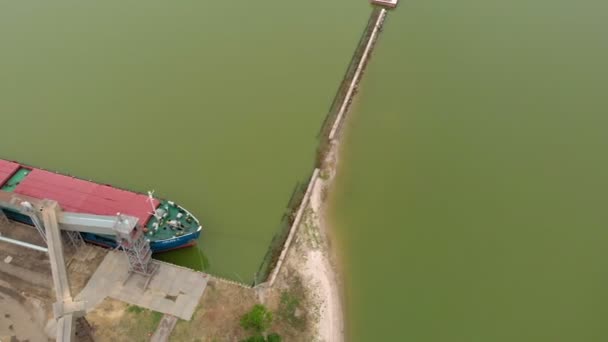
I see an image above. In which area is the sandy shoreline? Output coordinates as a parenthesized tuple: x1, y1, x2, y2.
(310, 140, 345, 342)
(276, 136, 346, 342)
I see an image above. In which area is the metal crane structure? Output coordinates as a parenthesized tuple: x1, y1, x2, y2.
(0, 190, 157, 341)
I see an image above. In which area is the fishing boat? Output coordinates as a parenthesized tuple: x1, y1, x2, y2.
(0, 159, 202, 252)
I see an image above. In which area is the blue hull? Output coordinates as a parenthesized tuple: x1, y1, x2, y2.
(1, 207, 202, 253)
(80, 230, 201, 253)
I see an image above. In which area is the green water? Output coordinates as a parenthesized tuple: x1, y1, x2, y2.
(0, 0, 368, 282)
(331, 0, 608, 340)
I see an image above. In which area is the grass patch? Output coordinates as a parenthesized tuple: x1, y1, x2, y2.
(127, 305, 144, 314)
(127, 304, 162, 327)
(123, 305, 163, 340)
(278, 292, 307, 331)
(88, 299, 165, 342)
(151, 311, 164, 327)
(279, 292, 304, 328)
(170, 280, 259, 342)
(276, 276, 308, 332)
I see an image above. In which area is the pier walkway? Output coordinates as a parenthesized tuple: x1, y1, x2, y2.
(327, 7, 389, 140)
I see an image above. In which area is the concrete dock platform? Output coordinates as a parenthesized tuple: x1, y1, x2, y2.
(76, 250, 208, 320)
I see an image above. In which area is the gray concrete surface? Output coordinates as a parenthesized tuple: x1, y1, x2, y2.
(76, 251, 207, 320)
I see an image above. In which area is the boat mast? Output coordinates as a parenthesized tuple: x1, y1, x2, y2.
(147, 191, 161, 220)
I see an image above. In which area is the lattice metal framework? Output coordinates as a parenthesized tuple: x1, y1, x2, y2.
(115, 215, 158, 287)
(16, 201, 49, 244)
(30, 214, 48, 244)
(63, 230, 85, 250)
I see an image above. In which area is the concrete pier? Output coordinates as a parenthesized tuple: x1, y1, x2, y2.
(328, 8, 389, 140)
(76, 251, 208, 320)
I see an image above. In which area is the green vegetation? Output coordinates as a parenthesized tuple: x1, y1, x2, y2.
(278, 291, 305, 330)
(276, 276, 309, 332)
(89, 300, 164, 342)
(240, 304, 283, 342)
(241, 333, 282, 342)
(319, 168, 330, 180)
(126, 304, 144, 314)
(241, 304, 273, 333)
(151, 311, 163, 328)
(126, 305, 163, 337)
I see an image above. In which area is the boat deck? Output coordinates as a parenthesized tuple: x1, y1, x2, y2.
(0, 159, 201, 246)
(0, 159, 159, 226)
(0, 159, 20, 188)
(145, 200, 200, 240)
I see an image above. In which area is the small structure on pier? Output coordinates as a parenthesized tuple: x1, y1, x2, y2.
(371, 0, 399, 9)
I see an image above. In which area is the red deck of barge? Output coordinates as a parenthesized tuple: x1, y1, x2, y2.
(0, 159, 20, 186)
(0, 159, 159, 225)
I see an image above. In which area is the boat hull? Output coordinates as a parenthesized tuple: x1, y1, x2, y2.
(1, 206, 202, 253)
(81, 229, 201, 253)
(0, 159, 204, 254)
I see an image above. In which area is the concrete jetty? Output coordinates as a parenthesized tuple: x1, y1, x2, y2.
(328, 8, 389, 140)
(76, 251, 208, 320)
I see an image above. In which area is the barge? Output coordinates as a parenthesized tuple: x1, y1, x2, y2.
(0, 159, 202, 252)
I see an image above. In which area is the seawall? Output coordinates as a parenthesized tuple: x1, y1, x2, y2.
(260, 5, 392, 287)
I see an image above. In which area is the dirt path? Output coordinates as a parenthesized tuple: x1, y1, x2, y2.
(150, 315, 178, 342)
(0, 285, 48, 341)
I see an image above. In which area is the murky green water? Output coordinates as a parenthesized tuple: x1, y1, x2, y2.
(0, 0, 368, 282)
(4, 0, 607, 339)
(331, 0, 608, 340)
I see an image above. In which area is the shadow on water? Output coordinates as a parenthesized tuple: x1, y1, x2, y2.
(154, 246, 209, 272)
